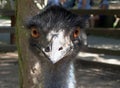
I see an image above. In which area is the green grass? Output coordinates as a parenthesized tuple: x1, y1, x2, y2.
(0, 15, 10, 19)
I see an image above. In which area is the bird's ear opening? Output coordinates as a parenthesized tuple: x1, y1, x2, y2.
(79, 29, 87, 46)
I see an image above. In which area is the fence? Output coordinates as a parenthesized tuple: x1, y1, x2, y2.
(0, 9, 16, 52)
(0, 9, 120, 56)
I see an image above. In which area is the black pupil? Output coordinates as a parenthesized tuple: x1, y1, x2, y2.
(33, 30, 37, 35)
(75, 30, 79, 35)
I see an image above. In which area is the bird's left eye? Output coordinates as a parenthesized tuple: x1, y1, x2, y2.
(31, 28, 40, 38)
(73, 27, 80, 38)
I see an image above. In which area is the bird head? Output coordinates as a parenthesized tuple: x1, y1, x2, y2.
(26, 6, 87, 64)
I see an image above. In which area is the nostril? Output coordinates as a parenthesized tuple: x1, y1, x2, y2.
(45, 46, 50, 52)
(58, 47, 63, 51)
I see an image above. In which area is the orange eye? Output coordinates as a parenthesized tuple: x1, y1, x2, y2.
(73, 28, 80, 38)
(31, 28, 40, 38)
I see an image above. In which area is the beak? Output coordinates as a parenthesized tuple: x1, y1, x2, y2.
(42, 31, 73, 64)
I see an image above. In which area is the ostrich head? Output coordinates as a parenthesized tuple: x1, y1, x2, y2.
(26, 6, 87, 64)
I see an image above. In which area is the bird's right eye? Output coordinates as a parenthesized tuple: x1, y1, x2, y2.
(73, 27, 80, 38)
(31, 28, 40, 38)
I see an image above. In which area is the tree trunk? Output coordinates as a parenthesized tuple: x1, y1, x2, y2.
(16, 0, 44, 88)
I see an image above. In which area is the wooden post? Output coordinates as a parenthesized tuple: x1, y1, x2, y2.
(16, 0, 42, 88)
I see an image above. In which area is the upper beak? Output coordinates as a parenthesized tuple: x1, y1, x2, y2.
(42, 33, 73, 64)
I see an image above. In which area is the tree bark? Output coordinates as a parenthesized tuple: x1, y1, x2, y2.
(16, 0, 44, 88)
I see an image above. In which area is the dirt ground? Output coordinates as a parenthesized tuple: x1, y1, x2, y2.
(0, 53, 120, 88)
(75, 59, 120, 88)
(0, 58, 18, 88)
(0, 53, 18, 88)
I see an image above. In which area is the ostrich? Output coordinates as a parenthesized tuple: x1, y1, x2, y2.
(26, 5, 87, 88)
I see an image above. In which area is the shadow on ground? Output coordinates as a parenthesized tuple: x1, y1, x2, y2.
(76, 59, 120, 88)
(0, 58, 18, 88)
(0, 57, 120, 88)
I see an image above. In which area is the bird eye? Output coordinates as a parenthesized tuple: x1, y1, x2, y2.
(31, 28, 40, 38)
(73, 28, 80, 38)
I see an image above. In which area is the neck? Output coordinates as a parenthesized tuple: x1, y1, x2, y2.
(30, 58, 76, 88)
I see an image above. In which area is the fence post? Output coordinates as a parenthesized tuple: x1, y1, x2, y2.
(10, 15, 15, 44)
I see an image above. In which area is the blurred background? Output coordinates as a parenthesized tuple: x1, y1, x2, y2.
(0, 0, 120, 88)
